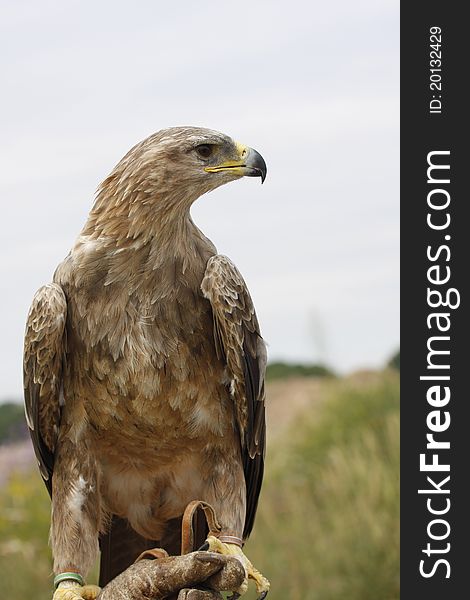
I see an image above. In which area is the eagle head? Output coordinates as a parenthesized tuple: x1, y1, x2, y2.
(89, 127, 266, 239)
(109, 127, 265, 196)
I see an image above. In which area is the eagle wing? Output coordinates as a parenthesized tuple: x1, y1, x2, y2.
(23, 283, 67, 494)
(201, 255, 266, 540)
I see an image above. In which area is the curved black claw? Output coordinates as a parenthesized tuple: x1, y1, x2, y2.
(228, 594, 241, 600)
(258, 592, 269, 600)
(197, 541, 210, 551)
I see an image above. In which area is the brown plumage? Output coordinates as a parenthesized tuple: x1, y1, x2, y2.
(23, 127, 267, 589)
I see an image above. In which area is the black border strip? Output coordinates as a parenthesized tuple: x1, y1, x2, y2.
(401, 4, 467, 598)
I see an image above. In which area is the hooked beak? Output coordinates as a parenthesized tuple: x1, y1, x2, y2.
(204, 144, 267, 183)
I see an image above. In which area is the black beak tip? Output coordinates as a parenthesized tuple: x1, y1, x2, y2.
(248, 147, 267, 184)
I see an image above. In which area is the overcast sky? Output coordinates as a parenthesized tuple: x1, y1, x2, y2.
(0, 0, 399, 400)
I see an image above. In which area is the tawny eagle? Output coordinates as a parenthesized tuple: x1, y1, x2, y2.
(23, 127, 269, 599)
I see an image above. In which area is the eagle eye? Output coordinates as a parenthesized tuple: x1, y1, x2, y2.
(195, 144, 214, 159)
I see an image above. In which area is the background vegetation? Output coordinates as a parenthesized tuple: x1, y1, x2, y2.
(266, 362, 335, 380)
(0, 401, 27, 444)
(0, 362, 399, 600)
(247, 370, 399, 599)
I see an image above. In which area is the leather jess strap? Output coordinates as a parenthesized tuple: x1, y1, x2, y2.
(180, 500, 222, 555)
(135, 500, 242, 563)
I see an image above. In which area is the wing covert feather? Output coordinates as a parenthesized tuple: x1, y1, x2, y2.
(201, 255, 266, 539)
(23, 283, 67, 491)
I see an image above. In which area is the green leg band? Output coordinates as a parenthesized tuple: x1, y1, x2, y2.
(54, 572, 84, 588)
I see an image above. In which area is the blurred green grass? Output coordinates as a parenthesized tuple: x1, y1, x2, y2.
(246, 370, 399, 600)
(0, 370, 399, 599)
(0, 472, 52, 599)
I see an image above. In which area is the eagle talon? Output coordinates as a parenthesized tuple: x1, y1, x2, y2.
(205, 535, 270, 598)
(198, 541, 210, 551)
(53, 584, 101, 600)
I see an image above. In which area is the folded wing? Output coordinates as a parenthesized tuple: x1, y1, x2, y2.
(201, 255, 266, 539)
(23, 283, 67, 494)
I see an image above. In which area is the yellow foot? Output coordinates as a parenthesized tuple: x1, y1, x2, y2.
(53, 582, 101, 600)
(206, 535, 270, 599)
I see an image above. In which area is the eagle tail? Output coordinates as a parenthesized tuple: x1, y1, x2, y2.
(99, 516, 158, 586)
